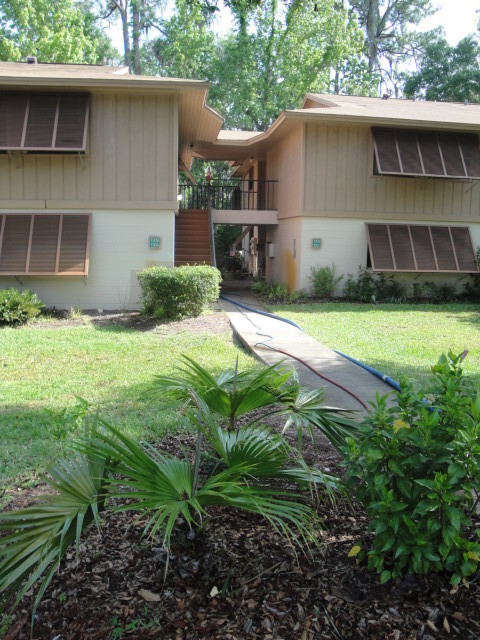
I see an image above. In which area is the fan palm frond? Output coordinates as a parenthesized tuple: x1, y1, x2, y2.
(0, 452, 107, 620)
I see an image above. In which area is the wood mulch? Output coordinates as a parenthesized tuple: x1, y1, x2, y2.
(3, 429, 479, 640)
(2, 314, 480, 639)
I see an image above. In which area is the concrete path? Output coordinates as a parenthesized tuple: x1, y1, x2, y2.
(219, 292, 393, 413)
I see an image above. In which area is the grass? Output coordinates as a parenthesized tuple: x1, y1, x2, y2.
(266, 302, 480, 389)
(0, 313, 257, 486)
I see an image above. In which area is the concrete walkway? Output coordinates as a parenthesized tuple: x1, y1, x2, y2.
(219, 292, 393, 412)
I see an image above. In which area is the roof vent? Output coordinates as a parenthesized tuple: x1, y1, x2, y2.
(26, 56, 38, 64)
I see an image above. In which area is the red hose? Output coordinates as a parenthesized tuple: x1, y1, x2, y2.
(262, 346, 369, 411)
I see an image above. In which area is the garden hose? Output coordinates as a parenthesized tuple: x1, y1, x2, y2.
(220, 292, 370, 410)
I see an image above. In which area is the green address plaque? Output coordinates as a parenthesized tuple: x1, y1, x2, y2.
(312, 238, 322, 249)
(149, 235, 161, 249)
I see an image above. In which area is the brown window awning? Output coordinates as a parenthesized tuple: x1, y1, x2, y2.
(0, 92, 89, 152)
(373, 128, 480, 179)
(0, 214, 91, 275)
(366, 223, 479, 273)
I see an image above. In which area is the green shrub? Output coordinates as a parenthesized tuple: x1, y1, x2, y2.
(0, 289, 44, 325)
(343, 351, 480, 585)
(251, 280, 309, 304)
(137, 265, 221, 320)
(310, 264, 343, 298)
(343, 267, 377, 302)
(375, 274, 408, 303)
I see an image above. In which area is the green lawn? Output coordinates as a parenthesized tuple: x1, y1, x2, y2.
(266, 302, 480, 389)
(0, 314, 256, 486)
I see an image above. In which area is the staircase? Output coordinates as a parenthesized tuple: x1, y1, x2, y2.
(174, 209, 212, 266)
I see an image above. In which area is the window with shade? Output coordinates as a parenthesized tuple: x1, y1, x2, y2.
(0, 92, 89, 152)
(365, 223, 479, 273)
(372, 128, 480, 179)
(0, 214, 91, 275)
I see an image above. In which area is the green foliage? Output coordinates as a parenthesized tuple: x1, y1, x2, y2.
(463, 248, 480, 302)
(251, 281, 308, 304)
(310, 264, 343, 298)
(0, 357, 357, 621)
(342, 267, 377, 302)
(403, 36, 480, 103)
(137, 265, 221, 320)
(146, 0, 372, 130)
(0, 452, 108, 625)
(151, 355, 359, 450)
(0, 288, 44, 325)
(349, 0, 438, 91)
(343, 351, 480, 584)
(342, 267, 459, 304)
(0, 0, 117, 63)
(47, 397, 90, 445)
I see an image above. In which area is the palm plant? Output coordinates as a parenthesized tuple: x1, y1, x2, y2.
(0, 356, 357, 626)
(151, 355, 359, 448)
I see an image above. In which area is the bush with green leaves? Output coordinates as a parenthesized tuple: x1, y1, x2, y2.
(343, 351, 480, 585)
(310, 264, 343, 298)
(137, 265, 221, 320)
(342, 267, 460, 303)
(0, 357, 357, 626)
(251, 280, 309, 304)
(0, 288, 44, 325)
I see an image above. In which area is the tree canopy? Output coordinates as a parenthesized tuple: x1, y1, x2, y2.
(0, 0, 117, 63)
(403, 36, 480, 103)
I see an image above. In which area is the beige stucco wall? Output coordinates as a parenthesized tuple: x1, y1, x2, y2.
(0, 93, 178, 211)
(0, 209, 174, 310)
(298, 217, 480, 293)
(265, 217, 303, 290)
(303, 123, 480, 223)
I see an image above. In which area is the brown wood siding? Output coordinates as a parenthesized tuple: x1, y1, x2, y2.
(266, 124, 303, 218)
(303, 123, 480, 222)
(0, 93, 177, 209)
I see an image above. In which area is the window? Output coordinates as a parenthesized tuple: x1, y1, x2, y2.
(0, 92, 89, 152)
(372, 128, 480, 179)
(365, 223, 479, 273)
(0, 214, 91, 275)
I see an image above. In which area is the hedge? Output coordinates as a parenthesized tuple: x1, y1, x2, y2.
(137, 265, 222, 320)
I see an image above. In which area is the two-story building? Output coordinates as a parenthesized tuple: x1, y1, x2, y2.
(0, 61, 479, 308)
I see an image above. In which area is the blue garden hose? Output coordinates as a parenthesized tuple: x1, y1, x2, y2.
(220, 293, 402, 394)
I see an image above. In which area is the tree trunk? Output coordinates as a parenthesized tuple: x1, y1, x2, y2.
(118, 0, 131, 71)
(132, 0, 142, 75)
(365, 0, 379, 73)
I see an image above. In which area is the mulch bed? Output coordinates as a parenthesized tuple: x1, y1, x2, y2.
(2, 314, 480, 639)
(2, 428, 479, 640)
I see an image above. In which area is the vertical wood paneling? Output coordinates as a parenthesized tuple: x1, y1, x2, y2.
(89, 94, 104, 199)
(130, 95, 143, 201)
(345, 128, 357, 212)
(325, 126, 337, 211)
(355, 128, 367, 212)
(303, 124, 317, 210)
(423, 179, 435, 215)
(103, 94, 116, 200)
(50, 157, 64, 200)
(335, 127, 347, 211)
(10, 155, 24, 200)
(36, 157, 50, 200)
(443, 182, 454, 215)
(0, 158, 11, 200)
(142, 96, 156, 201)
(63, 157, 77, 200)
(116, 95, 130, 202)
(302, 123, 480, 221)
